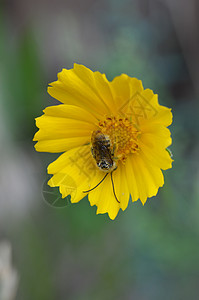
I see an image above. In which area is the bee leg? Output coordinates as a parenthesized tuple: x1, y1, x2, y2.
(83, 173, 108, 193)
(91, 147, 96, 160)
(110, 172, 120, 203)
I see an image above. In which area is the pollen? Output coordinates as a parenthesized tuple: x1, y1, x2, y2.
(98, 116, 140, 163)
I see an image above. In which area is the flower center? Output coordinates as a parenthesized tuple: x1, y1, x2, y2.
(98, 116, 140, 163)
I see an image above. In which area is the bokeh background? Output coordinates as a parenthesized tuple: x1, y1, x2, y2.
(0, 0, 199, 299)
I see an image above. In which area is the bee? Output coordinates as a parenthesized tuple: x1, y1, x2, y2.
(91, 130, 116, 172)
(83, 130, 120, 203)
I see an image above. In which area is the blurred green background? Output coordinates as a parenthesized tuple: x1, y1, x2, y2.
(0, 0, 199, 299)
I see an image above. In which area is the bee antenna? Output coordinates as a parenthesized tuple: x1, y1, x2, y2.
(110, 172, 120, 203)
(83, 173, 108, 193)
(83, 172, 120, 204)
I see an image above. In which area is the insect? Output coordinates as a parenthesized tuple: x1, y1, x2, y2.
(83, 130, 120, 203)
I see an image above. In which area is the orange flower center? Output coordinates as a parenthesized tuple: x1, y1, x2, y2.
(98, 116, 140, 163)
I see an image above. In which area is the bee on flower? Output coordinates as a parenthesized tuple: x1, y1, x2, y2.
(33, 64, 173, 219)
(83, 130, 119, 203)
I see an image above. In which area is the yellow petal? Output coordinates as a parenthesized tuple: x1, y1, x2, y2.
(140, 124, 172, 149)
(33, 105, 97, 152)
(110, 74, 144, 114)
(59, 182, 89, 204)
(47, 146, 89, 174)
(112, 163, 130, 211)
(140, 139, 173, 171)
(48, 64, 116, 118)
(140, 93, 173, 127)
(131, 90, 172, 127)
(125, 155, 139, 202)
(133, 153, 164, 204)
(47, 144, 122, 218)
(34, 115, 94, 141)
(125, 154, 164, 205)
(43, 104, 98, 124)
(35, 136, 89, 153)
(48, 145, 96, 202)
(48, 145, 94, 184)
(73, 64, 114, 112)
(88, 172, 120, 220)
(130, 155, 148, 203)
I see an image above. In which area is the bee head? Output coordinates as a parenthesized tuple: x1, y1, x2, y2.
(97, 160, 117, 172)
(98, 160, 111, 170)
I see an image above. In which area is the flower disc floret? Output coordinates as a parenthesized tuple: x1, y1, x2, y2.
(98, 116, 140, 163)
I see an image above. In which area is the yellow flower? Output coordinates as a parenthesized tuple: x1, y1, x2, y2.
(33, 64, 173, 219)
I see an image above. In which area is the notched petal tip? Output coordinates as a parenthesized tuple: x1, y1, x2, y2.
(33, 141, 43, 152)
(32, 135, 37, 142)
(140, 198, 147, 206)
(96, 208, 119, 220)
